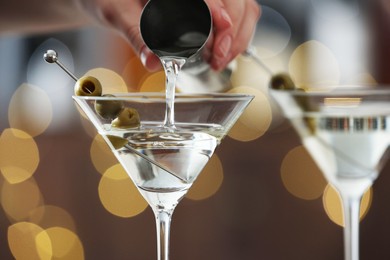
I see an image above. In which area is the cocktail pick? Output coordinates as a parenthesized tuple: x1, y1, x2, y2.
(243, 47, 273, 75)
(44, 49, 99, 95)
(43, 49, 78, 81)
(244, 47, 296, 90)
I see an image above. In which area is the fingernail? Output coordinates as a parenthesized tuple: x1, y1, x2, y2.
(221, 8, 233, 27)
(140, 46, 149, 67)
(217, 35, 232, 59)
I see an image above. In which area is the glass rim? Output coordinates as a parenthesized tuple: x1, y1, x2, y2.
(270, 85, 390, 96)
(72, 92, 254, 102)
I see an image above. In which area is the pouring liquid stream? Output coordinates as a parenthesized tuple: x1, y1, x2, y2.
(160, 57, 186, 130)
(155, 32, 206, 130)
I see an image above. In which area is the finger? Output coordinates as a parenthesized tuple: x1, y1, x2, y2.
(205, 0, 232, 30)
(218, 0, 245, 37)
(229, 0, 261, 58)
(110, 2, 145, 54)
(209, 24, 233, 71)
(210, 0, 260, 70)
(140, 46, 162, 72)
(205, 1, 235, 70)
(97, 0, 162, 71)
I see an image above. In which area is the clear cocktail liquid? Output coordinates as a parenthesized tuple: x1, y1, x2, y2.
(103, 122, 219, 207)
(293, 114, 390, 193)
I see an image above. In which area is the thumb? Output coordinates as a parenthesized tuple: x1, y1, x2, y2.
(139, 45, 162, 72)
(123, 21, 161, 72)
(100, 0, 162, 72)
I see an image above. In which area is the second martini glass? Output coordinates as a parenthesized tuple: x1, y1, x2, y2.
(74, 92, 252, 260)
(270, 85, 390, 260)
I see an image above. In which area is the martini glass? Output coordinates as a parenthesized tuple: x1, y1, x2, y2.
(270, 85, 390, 260)
(73, 92, 252, 260)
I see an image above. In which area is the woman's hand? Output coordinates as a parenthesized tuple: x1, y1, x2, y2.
(1, 0, 260, 72)
(79, 0, 261, 71)
(205, 0, 261, 71)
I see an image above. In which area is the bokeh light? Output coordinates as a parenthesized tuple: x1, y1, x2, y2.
(0, 128, 40, 184)
(98, 164, 148, 218)
(322, 184, 372, 227)
(38, 227, 84, 259)
(289, 40, 340, 89)
(227, 86, 272, 142)
(8, 83, 52, 137)
(28, 205, 76, 232)
(281, 145, 328, 200)
(90, 134, 118, 175)
(35, 230, 54, 260)
(186, 154, 223, 200)
(122, 55, 152, 91)
(139, 71, 166, 92)
(8, 222, 52, 260)
(83, 68, 128, 94)
(1, 177, 44, 222)
(230, 51, 285, 93)
(252, 5, 292, 58)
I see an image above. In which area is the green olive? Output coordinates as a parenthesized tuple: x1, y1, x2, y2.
(106, 135, 128, 149)
(74, 76, 103, 96)
(303, 117, 316, 135)
(270, 73, 295, 90)
(112, 107, 141, 129)
(95, 94, 124, 119)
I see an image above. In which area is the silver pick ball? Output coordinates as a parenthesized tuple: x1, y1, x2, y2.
(43, 50, 58, 63)
(43, 49, 78, 81)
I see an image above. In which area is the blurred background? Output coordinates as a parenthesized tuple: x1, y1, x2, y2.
(1, 0, 390, 259)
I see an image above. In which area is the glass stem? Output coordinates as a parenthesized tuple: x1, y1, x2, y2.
(341, 194, 362, 260)
(154, 209, 174, 260)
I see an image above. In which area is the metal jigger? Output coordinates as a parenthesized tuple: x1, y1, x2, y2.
(140, 0, 232, 93)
